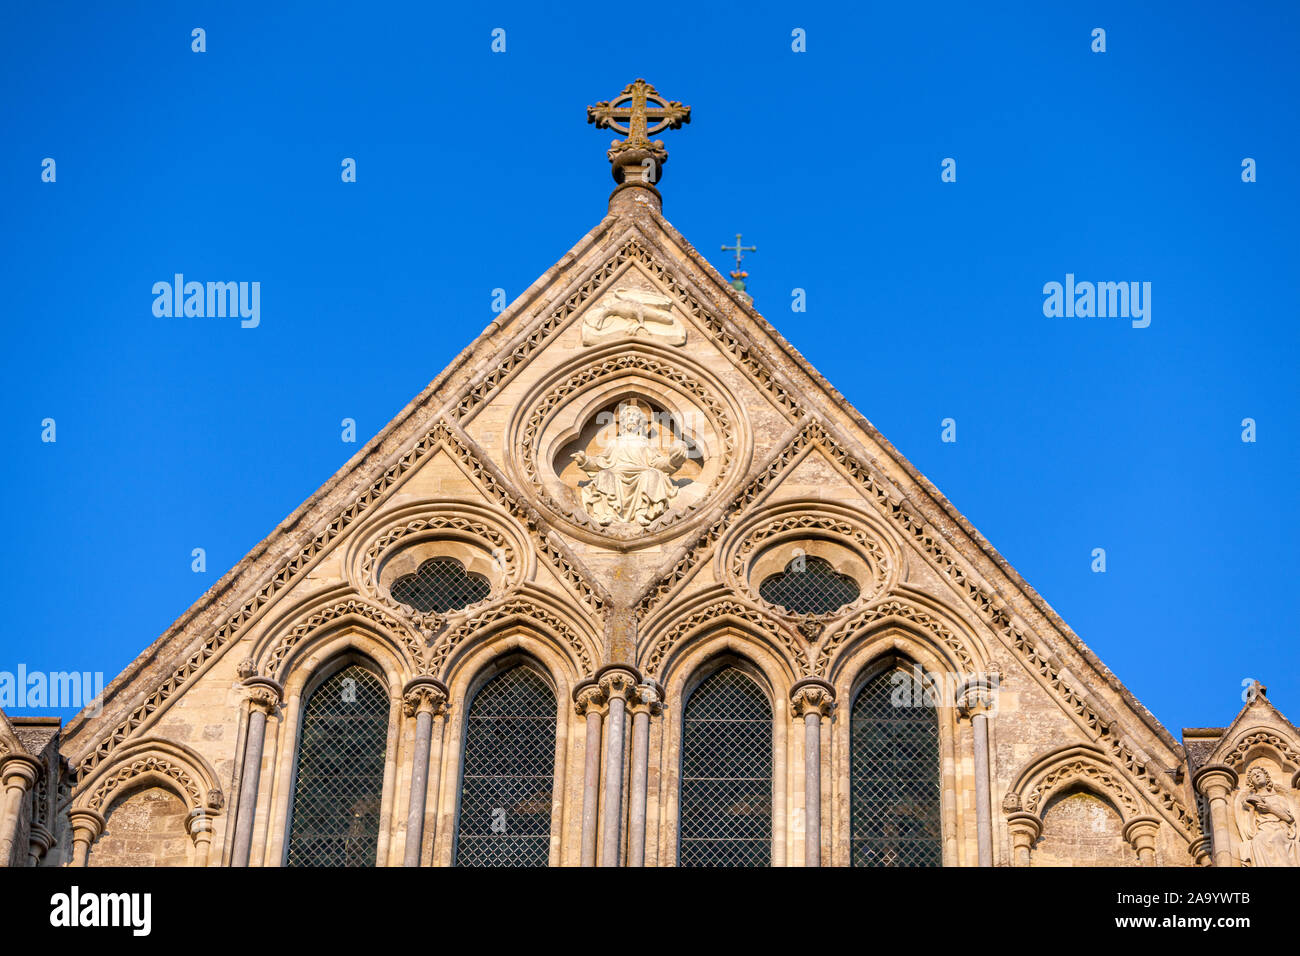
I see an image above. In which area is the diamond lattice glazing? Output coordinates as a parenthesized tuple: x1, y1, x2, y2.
(679, 668, 772, 867)
(455, 666, 556, 867)
(286, 665, 389, 867)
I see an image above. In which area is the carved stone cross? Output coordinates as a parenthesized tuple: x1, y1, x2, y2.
(588, 79, 691, 181)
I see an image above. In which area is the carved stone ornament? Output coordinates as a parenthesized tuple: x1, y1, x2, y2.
(402, 679, 450, 718)
(1002, 791, 1023, 814)
(581, 287, 685, 346)
(790, 679, 836, 719)
(1236, 767, 1300, 866)
(573, 404, 688, 527)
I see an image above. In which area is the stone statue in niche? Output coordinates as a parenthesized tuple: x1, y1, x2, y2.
(581, 287, 685, 346)
(1236, 766, 1300, 866)
(572, 404, 688, 526)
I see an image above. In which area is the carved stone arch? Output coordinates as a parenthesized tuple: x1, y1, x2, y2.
(74, 738, 223, 816)
(431, 586, 599, 681)
(254, 590, 425, 686)
(343, 498, 533, 616)
(506, 342, 752, 548)
(718, 500, 899, 623)
(1010, 744, 1143, 822)
(1221, 726, 1300, 773)
(639, 590, 808, 681)
(818, 590, 988, 680)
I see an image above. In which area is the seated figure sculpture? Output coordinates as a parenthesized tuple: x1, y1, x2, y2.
(572, 404, 689, 526)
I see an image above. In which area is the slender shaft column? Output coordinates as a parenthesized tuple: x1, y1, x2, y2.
(1123, 816, 1161, 866)
(1193, 765, 1239, 867)
(573, 679, 607, 867)
(626, 681, 663, 867)
(597, 666, 639, 867)
(958, 677, 998, 867)
(67, 808, 105, 868)
(791, 679, 835, 867)
(1005, 811, 1041, 866)
(0, 757, 40, 867)
(402, 678, 450, 867)
(189, 809, 214, 867)
(230, 677, 282, 867)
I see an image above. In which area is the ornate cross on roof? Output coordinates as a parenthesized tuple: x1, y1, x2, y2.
(588, 79, 691, 183)
(721, 233, 757, 293)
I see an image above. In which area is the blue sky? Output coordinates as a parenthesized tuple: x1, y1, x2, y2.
(2, 2, 1296, 733)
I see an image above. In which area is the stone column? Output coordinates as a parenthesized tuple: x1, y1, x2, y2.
(1005, 810, 1041, 867)
(1193, 764, 1238, 867)
(189, 808, 215, 867)
(957, 677, 997, 867)
(402, 677, 449, 867)
(1123, 815, 1161, 866)
(67, 808, 105, 868)
(626, 681, 664, 867)
(0, 756, 40, 867)
(790, 678, 835, 867)
(573, 679, 607, 867)
(230, 676, 282, 867)
(597, 665, 639, 867)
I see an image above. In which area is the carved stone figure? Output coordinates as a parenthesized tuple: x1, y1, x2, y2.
(572, 404, 687, 526)
(1236, 767, 1299, 866)
(581, 287, 685, 346)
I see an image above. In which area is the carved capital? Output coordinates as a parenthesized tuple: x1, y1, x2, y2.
(956, 675, 998, 720)
(27, 822, 54, 859)
(0, 754, 41, 791)
(68, 807, 106, 841)
(628, 681, 665, 718)
(596, 665, 641, 703)
(1188, 836, 1213, 867)
(188, 807, 215, 837)
(242, 675, 284, 717)
(790, 678, 836, 719)
(573, 679, 608, 717)
(1006, 811, 1042, 842)
(1123, 815, 1160, 847)
(1193, 763, 1238, 800)
(402, 677, 450, 718)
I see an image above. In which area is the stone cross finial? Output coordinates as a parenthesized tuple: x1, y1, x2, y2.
(588, 79, 691, 183)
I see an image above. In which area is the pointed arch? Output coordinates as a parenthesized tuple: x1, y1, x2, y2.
(1009, 744, 1143, 822)
(432, 586, 599, 681)
(75, 738, 223, 816)
(254, 590, 425, 684)
(639, 590, 808, 680)
(820, 590, 989, 680)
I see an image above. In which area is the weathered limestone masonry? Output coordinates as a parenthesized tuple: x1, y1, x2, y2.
(2, 81, 1297, 867)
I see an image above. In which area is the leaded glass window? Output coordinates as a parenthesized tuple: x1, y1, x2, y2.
(391, 556, 490, 613)
(679, 667, 772, 867)
(850, 666, 942, 867)
(759, 556, 859, 615)
(286, 664, 389, 867)
(455, 665, 556, 867)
